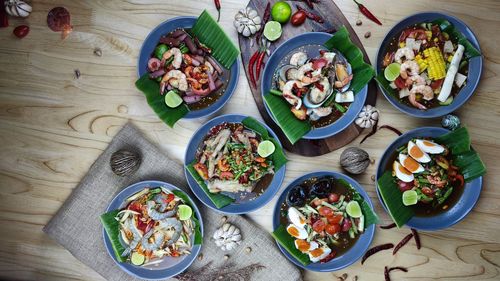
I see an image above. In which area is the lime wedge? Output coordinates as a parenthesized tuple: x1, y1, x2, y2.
(165, 90, 183, 108)
(384, 63, 401, 82)
(178, 204, 192, 221)
(271, 1, 292, 23)
(346, 201, 362, 218)
(257, 140, 275, 158)
(264, 21, 282, 42)
(402, 190, 418, 206)
(131, 252, 145, 266)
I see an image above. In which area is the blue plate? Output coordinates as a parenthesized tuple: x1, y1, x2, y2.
(261, 32, 368, 140)
(137, 17, 240, 119)
(184, 114, 286, 214)
(103, 180, 203, 280)
(375, 12, 483, 118)
(272, 171, 376, 272)
(375, 127, 483, 230)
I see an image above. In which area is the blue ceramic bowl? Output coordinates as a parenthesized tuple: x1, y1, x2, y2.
(184, 114, 286, 214)
(375, 12, 483, 118)
(261, 32, 368, 140)
(272, 171, 376, 272)
(375, 127, 483, 230)
(137, 16, 240, 119)
(103, 180, 203, 280)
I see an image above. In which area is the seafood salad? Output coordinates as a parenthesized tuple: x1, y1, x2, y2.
(390, 138, 465, 216)
(116, 187, 195, 266)
(192, 122, 275, 199)
(272, 49, 354, 127)
(147, 28, 227, 110)
(281, 176, 366, 263)
(381, 22, 469, 110)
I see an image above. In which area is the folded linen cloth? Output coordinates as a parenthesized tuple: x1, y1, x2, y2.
(43, 123, 302, 281)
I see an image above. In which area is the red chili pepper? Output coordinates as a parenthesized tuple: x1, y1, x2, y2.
(255, 51, 266, 81)
(214, 0, 221, 22)
(296, 5, 324, 23)
(248, 51, 260, 88)
(353, 0, 382, 25)
(0, 5, 8, 28)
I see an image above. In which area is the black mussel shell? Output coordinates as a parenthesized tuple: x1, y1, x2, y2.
(286, 185, 307, 207)
(310, 177, 334, 198)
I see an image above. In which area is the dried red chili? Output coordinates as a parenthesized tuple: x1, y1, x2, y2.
(214, 0, 221, 22)
(379, 222, 397, 229)
(255, 2, 271, 42)
(388, 266, 409, 273)
(411, 228, 421, 249)
(361, 243, 394, 264)
(360, 121, 403, 144)
(296, 5, 324, 23)
(393, 233, 413, 255)
(384, 266, 390, 281)
(353, 0, 382, 25)
(380, 125, 403, 136)
(385, 266, 409, 281)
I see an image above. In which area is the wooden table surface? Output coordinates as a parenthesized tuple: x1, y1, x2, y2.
(1, 0, 499, 280)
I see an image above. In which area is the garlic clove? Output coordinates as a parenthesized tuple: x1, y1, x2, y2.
(371, 111, 379, 120)
(222, 223, 230, 231)
(355, 118, 363, 126)
(237, 24, 245, 33)
(247, 9, 258, 19)
(7, 5, 18, 17)
(248, 24, 257, 35)
(252, 16, 262, 25)
(242, 26, 251, 37)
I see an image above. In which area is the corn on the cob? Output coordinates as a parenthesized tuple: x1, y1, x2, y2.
(423, 47, 446, 80)
(415, 54, 428, 72)
(425, 30, 432, 40)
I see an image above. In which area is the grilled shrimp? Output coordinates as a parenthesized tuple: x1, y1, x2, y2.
(394, 47, 415, 63)
(400, 60, 420, 79)
(162, 47, 182, 69)
(282, 80, 303, 110)
(160, 70, 188, 93)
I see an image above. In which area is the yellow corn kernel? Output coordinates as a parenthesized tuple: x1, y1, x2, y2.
(399, 42, 405, 48)
(414, 54, 428, 72)
(423, 47, 446, 80)
(425, 31, 432, 40)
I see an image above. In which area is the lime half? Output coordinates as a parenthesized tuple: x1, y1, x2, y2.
(402, 190, 418, 206)
(264, 21, 282, 42)
(178, 204, 192, 221)
(271, 1, 292, 23)
(257, 140, 275, 158)
(384, 63, 401, 82)
(165, 90, 183, 108)
(346, 201, 362, 218)
(131, 252, 145, 266)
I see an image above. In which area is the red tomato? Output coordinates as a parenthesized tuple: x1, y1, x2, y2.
(312, 220, 326, 233)
(13, 25, 29, 39)
(327, 214, 343, 225)
(325, 224, 341, 235)
(328, 193, 339, 203)
(164, 193, 175, 203)
(394, 76, 406, 89)
(127, 201, 142, 213)
(137, 219, 152, 233)
(318, 206, 333, 217)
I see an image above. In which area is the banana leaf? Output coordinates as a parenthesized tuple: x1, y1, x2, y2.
(374, 71, 398, 101)
(135, 74, 189, 128)
(377, 171, 415, 228)
(100, 210, 127, 262)
(186, 163, 235, 209)
(271, 224, 311, 266)
(191, 10, 240, 69)
(434, 126, 471, 154)
(171, 190, 203, 245)
(431, 19, 481, 59)
(338, 178, 379, 226)
(241, 117, 288, 170)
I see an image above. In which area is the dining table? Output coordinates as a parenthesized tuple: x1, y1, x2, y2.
(0, 0, 499, 280)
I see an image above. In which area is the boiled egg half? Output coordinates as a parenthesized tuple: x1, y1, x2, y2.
(288, 207, 306, 228)
(294, 239, 319, 253)
(308, 246, 332, 262)
(416, 139, 445, 154)
(393, 161, 414, 182)
(287, 224, 308, 239)
(399, 153, 424, 173)
(408, 141, 431, 163)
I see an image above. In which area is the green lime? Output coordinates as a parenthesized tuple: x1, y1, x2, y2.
(271, 1, 292, 23)
(131, 252, 145, 266)
(263, 21, 282, 42)
(257, 140, 275, 158)
(384, 63, 401, 82)
(346, 201, 362, 218)
(402, 190, 418, 206)
(165, 90, 183, 108)
(178, 204, 192, 221)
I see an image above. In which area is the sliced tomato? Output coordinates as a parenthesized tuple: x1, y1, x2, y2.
(325, 223, 341, 235)
(164, 193, 175, 203)
(318, 206, 333, 217)
(327, 214, 343, 225)
(394, 76, 407, 89)
(312, 220, 326, 233)
(430, 79, 444, 90)
(127, 201, 142, 213)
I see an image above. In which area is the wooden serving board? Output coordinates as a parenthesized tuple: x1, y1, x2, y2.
(239, 0, 378, 156)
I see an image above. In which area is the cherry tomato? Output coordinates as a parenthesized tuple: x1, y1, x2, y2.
(13, 25, 30, 39)
(327, 214, 343, 225)
(325, 223, 341, 235)
(127, 201, 142, 213)
(290, 10, 307, 26)
(328, 193, 340, 203)
(312, 220, 326, 233)
(341, 218, 352, 232)
(164, 193, 175, 203)
(318, 206, 333, 217)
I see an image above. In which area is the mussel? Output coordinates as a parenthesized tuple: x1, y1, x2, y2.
(286, 185, 307, 207)
(310, 177, 334, 198)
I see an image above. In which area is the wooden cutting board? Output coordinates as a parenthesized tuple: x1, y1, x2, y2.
(238, 0, 378, 156)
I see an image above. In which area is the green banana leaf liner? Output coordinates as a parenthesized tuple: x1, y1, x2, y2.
(186, 117, 288, 209)
(377, 127, 486, 228)
(135, 10, 240, 128)
(264, 26, 375, 144)
(272, 177, 379, 265)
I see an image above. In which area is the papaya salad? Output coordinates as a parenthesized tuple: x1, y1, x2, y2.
(147, 28, 227, 110)
(381, 22, 468, 109)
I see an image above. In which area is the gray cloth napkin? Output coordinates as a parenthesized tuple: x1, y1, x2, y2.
(43, 123, 302, 281)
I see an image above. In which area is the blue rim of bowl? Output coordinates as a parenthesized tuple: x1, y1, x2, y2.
(102, 180, 203, 280)
(137, 16, 240, 119)
(272, 171, 375, 271)
(375, 12, 483, 118)
(184, 114, 286, 214)
(375, 127, 483, 230)
(261, 32, 368, 140)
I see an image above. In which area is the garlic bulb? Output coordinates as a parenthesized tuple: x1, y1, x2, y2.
(213, 223, 242, 251)
(355, 105, 379, 129)
(234, 7, 262, 37)
(5, 0, 32, 18)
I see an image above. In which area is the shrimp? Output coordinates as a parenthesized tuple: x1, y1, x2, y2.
(427, 175, 447, 188)
(408, 85, 433, 110)
(307, 107, 333, 121)
(406, 74, 426, 87)
(296, 63, 320, 85)
(290, 52, 308, 66)
(158, 218, 183, 246)
(121, 218, 143, 257)
(160, 70, 188, 93)
(146, 199, 178, 221)
(162, 47, 182, 69)
(394, 47, 415, 63)
(282, 80, 303, 109)
(204, 61, 214, 74)
(141, 229, 165, 252)
(400, 60, 419, 79)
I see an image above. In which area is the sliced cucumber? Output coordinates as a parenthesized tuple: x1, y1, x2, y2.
(131, 252, 145, 266)
(439, 96, 453, 106)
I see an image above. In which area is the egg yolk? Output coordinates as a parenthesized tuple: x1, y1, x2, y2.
(287, 226, 299, 237)
(398, 164, 412, 175)
(295, 239, 310, 252)
(410, 144, 424, 158)
(310, 248, 324, 258)
(423, 140, 435, 147)
(402, 157, 420, 172)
